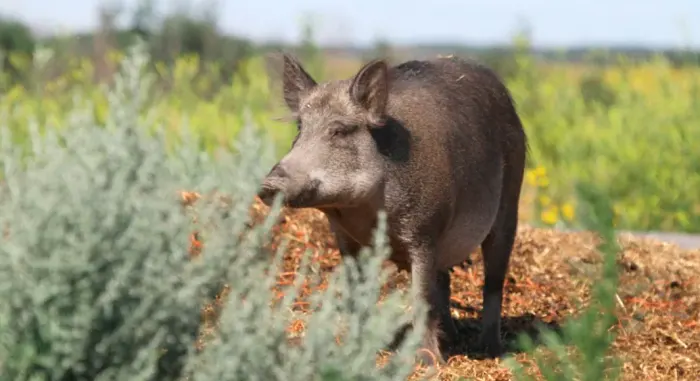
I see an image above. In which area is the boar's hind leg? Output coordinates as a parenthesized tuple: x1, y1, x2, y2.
(479, 197, 519, 357)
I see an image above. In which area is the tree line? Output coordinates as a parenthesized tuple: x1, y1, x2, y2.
(1, 0, 699, 88)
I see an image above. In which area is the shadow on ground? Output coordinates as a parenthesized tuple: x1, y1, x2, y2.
(448, 306, 563, 359)
(388, 305, 564, 360)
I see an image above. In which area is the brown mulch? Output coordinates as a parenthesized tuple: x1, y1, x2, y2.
(181, 191, 700, 381)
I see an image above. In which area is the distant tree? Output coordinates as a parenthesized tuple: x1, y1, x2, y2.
(370, 38, 393, 62)
(0, 15, 35, 85)
(479, 47, 519, 80)
(477, 21, 533, 81)
(93, 2, 123, 82)
(148, 1, 222, 63)
(129, 0, 158, 40)
(294, 16, 323, 79)
(666, 49, 700, 68)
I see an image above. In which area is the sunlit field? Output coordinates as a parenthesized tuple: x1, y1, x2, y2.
(2, 48, 698, 233)
(2, 40, 700, 381)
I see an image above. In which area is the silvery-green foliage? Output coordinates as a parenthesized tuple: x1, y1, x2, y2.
(0, 42, 426, 381)
(188, 211, 428, 381)
(0, 41, 272, 381)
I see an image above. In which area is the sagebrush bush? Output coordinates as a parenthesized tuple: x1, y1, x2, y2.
(0, 43, 427, 381)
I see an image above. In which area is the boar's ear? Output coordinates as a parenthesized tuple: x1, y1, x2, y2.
(278, 53, 317, 112)
(349, 59, 389, 126)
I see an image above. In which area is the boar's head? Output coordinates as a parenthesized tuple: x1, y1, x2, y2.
(258, 54, 391, 209)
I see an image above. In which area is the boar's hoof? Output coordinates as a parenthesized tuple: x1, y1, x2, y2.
(415, 347, 444, 367)
(480, 336, 505, 358)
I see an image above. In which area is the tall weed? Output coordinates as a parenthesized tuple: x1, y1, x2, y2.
(505, 182, 622, 380)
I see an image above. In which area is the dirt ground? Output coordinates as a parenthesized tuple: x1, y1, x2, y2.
(184, 193, 700, 381)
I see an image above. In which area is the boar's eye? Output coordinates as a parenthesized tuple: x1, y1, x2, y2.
(330, 122, 357, 138)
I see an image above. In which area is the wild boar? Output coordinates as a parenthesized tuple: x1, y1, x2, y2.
(258, 53, 527, 364)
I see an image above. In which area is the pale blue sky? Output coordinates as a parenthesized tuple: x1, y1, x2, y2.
(1, 0, 699, 48)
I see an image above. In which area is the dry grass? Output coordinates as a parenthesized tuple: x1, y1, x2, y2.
(182, 192, 700, 381)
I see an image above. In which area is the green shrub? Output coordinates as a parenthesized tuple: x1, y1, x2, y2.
(0, 43, 426, 381)
(505, 182, 622, 381)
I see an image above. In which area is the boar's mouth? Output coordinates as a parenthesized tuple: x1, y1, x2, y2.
(257, 178, 322, 209)
(257, 184, 279, 206)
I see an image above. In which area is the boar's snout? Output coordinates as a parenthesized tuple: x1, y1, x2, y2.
(257, 158, 325, 208)
(257, 163, 288, 206)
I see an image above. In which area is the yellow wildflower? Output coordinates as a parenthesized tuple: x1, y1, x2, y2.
(108, 50, 124, 65)
(561, 203, 575, 221)
(533, 166, 547, 178)
(540, 207, 559, 225)
(525, 170, 538, 186)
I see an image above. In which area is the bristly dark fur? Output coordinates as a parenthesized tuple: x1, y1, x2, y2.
(260, 52, 528, 366)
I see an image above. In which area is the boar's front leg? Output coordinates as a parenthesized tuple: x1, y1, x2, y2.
(328, 218, 363, 266)
(435, 269, 458, 344)
(327, 219, 368, 307)
(409, 242, 458, 365)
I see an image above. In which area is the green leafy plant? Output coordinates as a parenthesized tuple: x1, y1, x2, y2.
(505, 181, 622, 381)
